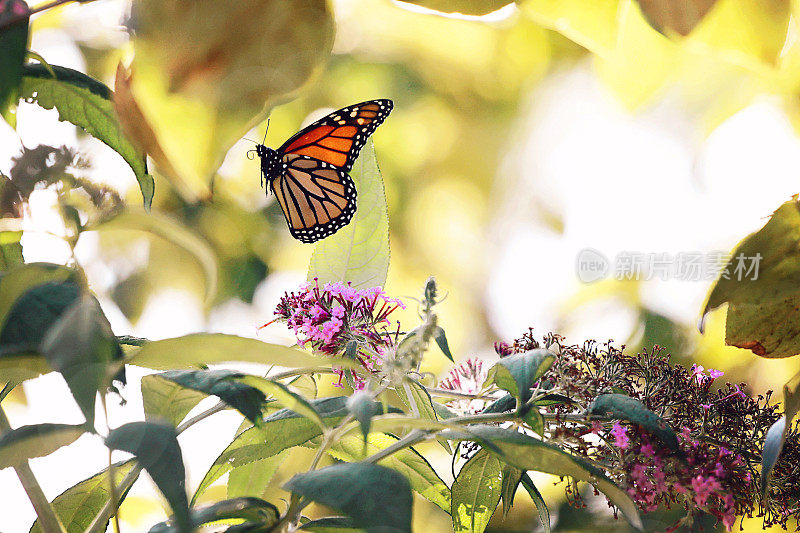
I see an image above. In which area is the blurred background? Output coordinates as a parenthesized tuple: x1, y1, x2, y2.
(1, 0, 799, 530)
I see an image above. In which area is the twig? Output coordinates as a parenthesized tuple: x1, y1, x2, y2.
(0, 405, 65, 533)
(0, 0, 92, 31)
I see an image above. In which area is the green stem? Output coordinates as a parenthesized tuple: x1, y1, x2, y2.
(0, 405, 66, 533)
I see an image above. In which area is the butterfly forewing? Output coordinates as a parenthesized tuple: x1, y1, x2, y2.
(271, 154, 357, 243)
(278, 99, 393, 172)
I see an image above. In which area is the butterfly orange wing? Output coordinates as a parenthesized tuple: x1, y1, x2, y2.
(270, 154, 357, 243)
(278, 99, 393, 172)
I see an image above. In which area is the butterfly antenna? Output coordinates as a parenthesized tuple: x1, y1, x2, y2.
(262, 118, 270, 145)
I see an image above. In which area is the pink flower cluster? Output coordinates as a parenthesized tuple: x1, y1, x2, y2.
(610, 425, 749, 530)
(272, 280, 405, 388)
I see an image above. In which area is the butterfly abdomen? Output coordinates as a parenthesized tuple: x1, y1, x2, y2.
(256, 145, 282, 188)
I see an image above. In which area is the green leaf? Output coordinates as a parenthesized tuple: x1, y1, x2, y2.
(227, 450, 288, 500)
(307, 141, 389, 289)
(451, 449, 502, 533)
(431, 326, 454, 362)
(128, 333, 329, 370)
(192, 397, 355, 505)
(347, 391, 378, 443)
(141, 374, 208, 427)
(520, 473, 550, 533)
(761, 416, 786, 496)
(30, 460, 139, 533)
(499, 465, 523, 518)
(523, 409, 545, 436)
(40, 296, 122, 427)
(482, 349, 555, 406)
(299, 517, 362, 532)
(0, 0, 28, 126)
(0, 263, 80, 336)
(520, 0, 621, 56)
(236, 375, 324, 428)
(90, 210, 216, 300)
(0, 230, 24, 270)
(148, 497, 279, 533)
(397, 0, 511, 15)
(634, 0, 717, 36)
(784, 368, 800, 425)
(0, 423, 85, 469)
(19, 64, 153, 208)
(284, 463, 412, 533)
(0, 280, 80, 348)
(441, 426, 643, 530)
(158, 370, 267, 425)
(325, 433, 451, 514)
(396, 378, 451, 453)
(702, 198, 800, 358)
(105, 422, 190, 532)
(588, 393, 679, 452)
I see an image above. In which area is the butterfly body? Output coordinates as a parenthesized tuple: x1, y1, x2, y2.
(256, 99, 393, 243)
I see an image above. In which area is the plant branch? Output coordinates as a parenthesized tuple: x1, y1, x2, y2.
(0, 405, 65, 533)
(0, 0, 94, 31)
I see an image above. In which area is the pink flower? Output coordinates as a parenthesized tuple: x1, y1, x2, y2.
(709, 368, 724, 379)
(611, 423, 630, 449)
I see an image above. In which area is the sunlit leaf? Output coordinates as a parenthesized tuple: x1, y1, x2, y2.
(141, 374, 208, 427)
(307, 141, 390, 289)
(40, 296, 122, 427)
(482, 349, 555, 406)
(451, 449, 502, 533)
(284, 463, 412, 533)
(520, 0, 621, 56)
(148, 497, 279, 533)
(19, 64, 153, 208)
(122, 0, 334, 198)
(589, 393, 679, 451)
(227, 450, 288, 500)
(127, 334, 328, 370)
(30, 460, 139, 533)
(703, 198, 800, 358)
(0, 230, 23, 270)
(635, 0, 717, 35)
(0, 423, 85, 469)
(0, 0, 28, 126)
(105, 422, 190, 532)
(396, 378, 451, 452)
(441, 426, 643, 530)
(89, 209, 218, 301)
(325, 433, 451, 513)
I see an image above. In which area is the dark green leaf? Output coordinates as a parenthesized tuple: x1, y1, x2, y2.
(0, 280, 80, 347)
(141, 374, 208, 427)
(520, 473, 550, 533)
(158, 370, 266, 424)
(588, 393, 679, 452)
(236, 375, 324, 428)
(523, 409, 544, 436)
(0, 423, 85, 469)
(451, 449, 502, 533)
(19, 63, 153, 208)
(105, 422, 190, 532)
(499, 465, 523, 518)
(432, 401, 458, 420)
(148, 497, 279, 533)
(299, 516, 362, 532)
(347, 391, 378, 443)
(440, 426, 642, 530)
(40, 296, 122, 427)
(761, 416, 787, 496)
(284, 463, 412, 533)
(0, 230, 24, 270)
(325, 433, 450, 513)
(0, 0, 28, 126)
(635, 0, 717, 36)
(482, 349, 555, 405)
(480, 394, 515, 414)
(30, 460, 139, 533)
(431, 326, 454, 361)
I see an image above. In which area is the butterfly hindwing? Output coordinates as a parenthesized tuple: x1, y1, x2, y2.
(278, 99, 393, 172)
(270, 154, 357, 243)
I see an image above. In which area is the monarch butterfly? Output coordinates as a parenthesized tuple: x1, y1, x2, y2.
(253, 99, 393, 243)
